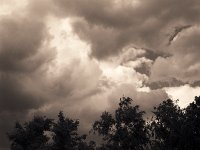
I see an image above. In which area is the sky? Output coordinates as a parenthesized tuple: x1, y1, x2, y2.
(0, 0, 200, 149)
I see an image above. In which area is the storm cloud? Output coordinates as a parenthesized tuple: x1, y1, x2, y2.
(52, 0, 200, 87)
(53, 0, 200, 58)
(0, 0, 200, 149)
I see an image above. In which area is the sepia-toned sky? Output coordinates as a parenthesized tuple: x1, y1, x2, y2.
(0, 0, 200, 149)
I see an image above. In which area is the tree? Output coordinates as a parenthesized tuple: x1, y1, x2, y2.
(77, 140, 96, 150)
(150, 99, 185, 150)
(7, 116, 53, 150)
(92, 97, 148, 150)
(150, 97, 200, 150)
(182, 96, 200, 149)
(7, 111, 92, 150)
(7, 96, 200, 150)
(52, 111, 86, 150)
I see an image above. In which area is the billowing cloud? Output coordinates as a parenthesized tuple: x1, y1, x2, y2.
(0, 5, 55, 149)
(1, 0, 200, 149)
(149, 26, 200, 87)
(52, 0, 200, 59)
(0, 11, 56, 113)
(51, 0, 200, 91)
(51, 0, 200, 89)
(0, 17, 49, 73)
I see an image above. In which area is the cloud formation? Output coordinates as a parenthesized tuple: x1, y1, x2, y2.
(0, 4, 55, 149)
(0, 0, 200, 149)
(51, 0, 200, 88)
(150, 26, 200, 86)
(53, 0, 200, 59)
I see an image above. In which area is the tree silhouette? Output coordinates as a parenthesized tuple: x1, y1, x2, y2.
(183, 96, 200, 149)
(92, 97, 148, 150)
(77, 140, 96, 150)
(7, 112, 93, 150)
(7, 96, 200, 150)
(52, 111, 86, 150)
(7, 116, 52, 150)
(149, 99, 185, 150)
(150, 97, 200, 150)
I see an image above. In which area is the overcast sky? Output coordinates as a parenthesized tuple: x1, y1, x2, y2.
(0, 0, 200, 149)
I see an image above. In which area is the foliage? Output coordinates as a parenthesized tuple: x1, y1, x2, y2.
(150, 96, 200, 150)
(52, 111, 86, 150)
(7, 116, 53, 150)
(183, 96, 200, 149)
(93, 97, 148, 150)
(7, 96, 200, 150)
(149, 99, 184, 149)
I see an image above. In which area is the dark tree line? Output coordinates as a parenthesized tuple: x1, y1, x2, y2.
(7, 96, 200, 150)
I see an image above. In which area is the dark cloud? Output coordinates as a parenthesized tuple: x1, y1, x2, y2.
(0, 15, 54, 73)
(135, 62, 151, 76)
(191, 81, 200, 87)
(0, 74, 44, 112)
(146, 78, 185, 90)
(1, 0, 200, 149)
(0, 13, 55, 112)
(168, 25, 192, 45)
(117, 46, 170, 78)
(143, 48, 170, 61)
(71, 19, 126, 59)
(51, 58, 103, 102)
(149, 26, 200, 86)
(0, 9, 56, 149)
(53, 0, 200, 59)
